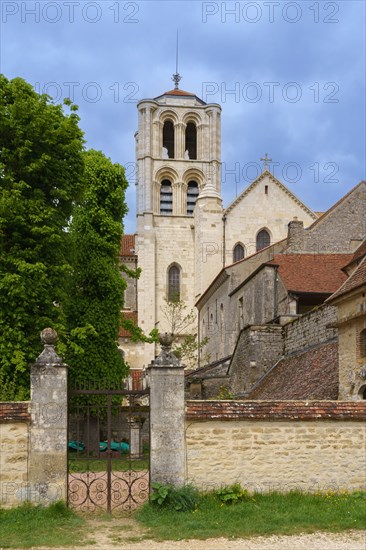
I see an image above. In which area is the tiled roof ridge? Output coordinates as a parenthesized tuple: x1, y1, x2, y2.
(186, 400, 366, 421)
(0, 402, 30, 422)
(327, 254, 366, 302)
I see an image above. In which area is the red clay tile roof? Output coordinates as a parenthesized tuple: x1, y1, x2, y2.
(268, 254, 353, 294)
(247, 342, 338, 400)
(186, 400, 366, 421)
(120, 235, 136, 257)
(0, 402, 30, 422)
(162, 89, 196, 96)
(119, 311, 138, 338)
(351, 240, 366, 263)
(327, 255, 366, 302)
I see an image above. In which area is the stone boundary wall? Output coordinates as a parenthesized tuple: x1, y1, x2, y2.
(185, 401, 366, 493)
(283, 304, 338, 356)
(0, 402, 30, 506)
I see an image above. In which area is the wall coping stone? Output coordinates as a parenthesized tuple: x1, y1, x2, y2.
(0, 402, 30, 423)
(186, 400, 366, 421)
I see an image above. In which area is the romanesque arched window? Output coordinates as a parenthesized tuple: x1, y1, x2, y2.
(256, 229, 270, 251)
(233, 243, 245, 262)
(163, 120, 174, 159)
(160, 180, 173, 215)
(168, 265, 180, 302)
(185, 122, 197, 160)
(360, 329, 366, 358)
(187, 181, 199, 215)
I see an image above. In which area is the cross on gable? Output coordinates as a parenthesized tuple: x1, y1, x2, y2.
(260, 153, 272, 170)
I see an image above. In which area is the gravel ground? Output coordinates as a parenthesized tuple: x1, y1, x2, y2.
(25, 516, 366, 550)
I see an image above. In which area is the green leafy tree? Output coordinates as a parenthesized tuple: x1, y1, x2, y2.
(0, 75, 84, 400)
(160, 299, 208, 369)
(64, 149, 129, 388)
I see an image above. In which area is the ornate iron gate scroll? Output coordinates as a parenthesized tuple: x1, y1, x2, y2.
(67, 375, 150, 513)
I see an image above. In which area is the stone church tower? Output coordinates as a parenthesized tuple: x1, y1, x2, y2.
(135, 83, 224, 366)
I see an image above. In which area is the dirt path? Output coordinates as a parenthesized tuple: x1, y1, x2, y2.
(27, 516, 366, 550)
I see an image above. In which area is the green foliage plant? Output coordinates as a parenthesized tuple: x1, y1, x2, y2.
(214, 483, 249, 504)
(0, 75, 85, 399)
(64, 149, 129, 391)
(150, 482, 199, 512)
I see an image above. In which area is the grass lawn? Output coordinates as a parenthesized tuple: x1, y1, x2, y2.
(137, 490, 366, 541)
(68, 456, 149, 473)
(0, 501, 88, 549)
(1, 491, 365, 548)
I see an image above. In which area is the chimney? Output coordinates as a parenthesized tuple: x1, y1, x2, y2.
(287, 217, 304, 251)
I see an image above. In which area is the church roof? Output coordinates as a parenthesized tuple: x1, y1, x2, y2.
(162, 88, 196, 96)
(120, 234, 136, 257)
(307, 180, 366, 230)
(224, 170, 317, 219)
(154, 88, 207, 105)
(327, 255, 366, 303)
(268, 253, 352, 294)
(247, 341, 338, 400)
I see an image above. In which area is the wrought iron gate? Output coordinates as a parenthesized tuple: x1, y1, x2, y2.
(67, 374, 149, 513)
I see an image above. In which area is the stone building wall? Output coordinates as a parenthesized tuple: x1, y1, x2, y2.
(283, 304, 338, 356)
(199, 243, 286, 364)
(224, 172, 316, 261)
(288, 182, 366, 254)
(0, 402, 30, 507)
(186, 401, 366, 492)
(229, 325, 283, 395)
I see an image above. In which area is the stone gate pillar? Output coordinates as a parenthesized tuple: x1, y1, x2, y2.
(148, 333, 185, 486)
(29, 328, 68, 504)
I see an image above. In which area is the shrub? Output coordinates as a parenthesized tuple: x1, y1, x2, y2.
(150, 482, 199, 511)
(214, 483, 249, 504)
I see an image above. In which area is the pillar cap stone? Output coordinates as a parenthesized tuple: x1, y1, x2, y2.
(33, 328, 66, 367)
(149, 332, 181, 368)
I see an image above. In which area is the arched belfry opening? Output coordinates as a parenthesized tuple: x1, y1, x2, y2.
(187, 181, 199, 215)
(160, 179, 173, 215)
(163, 120, 175, 159)
(185, 122, 197, 160)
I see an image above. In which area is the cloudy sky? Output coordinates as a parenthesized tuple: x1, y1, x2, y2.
(1, 0, 365, 232)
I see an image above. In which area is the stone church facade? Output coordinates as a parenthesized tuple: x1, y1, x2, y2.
(120, 84, 322, 369)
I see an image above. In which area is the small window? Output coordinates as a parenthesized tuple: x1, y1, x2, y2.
(265, 185, 268, 195)
(185, 122, 197, 160)
(187, 181, 199, 215)
(168, 265, 180, 302)
(160, 179, 173, 215)
(163, 120, 174, 159)
(360, 329, 366, 358)
(233, 243, 245, 262)
(256, 229, 270, 251)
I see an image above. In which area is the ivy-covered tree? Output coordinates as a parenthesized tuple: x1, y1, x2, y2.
(0, 75, 84, 400)
(64, 149, 129, 387)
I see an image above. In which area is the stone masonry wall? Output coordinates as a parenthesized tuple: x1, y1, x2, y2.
(186, 401, 366, 493)
(283, 304, 338, 356)
(0, 402, 30, 507)
(229, 325, 283, 395)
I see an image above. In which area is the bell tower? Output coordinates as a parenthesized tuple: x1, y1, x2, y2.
(135, 80, 223, 366)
